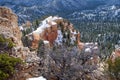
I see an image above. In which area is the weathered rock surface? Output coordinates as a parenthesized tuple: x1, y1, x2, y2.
(0, 7, 22, 46)
(0, 7, 40, 80)
(12, 46, 39, 62)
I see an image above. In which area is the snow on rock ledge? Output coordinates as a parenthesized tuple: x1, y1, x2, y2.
(26, 16, 83, 49)
(26, 16, 62, 49)
(33, 16, 62, 34)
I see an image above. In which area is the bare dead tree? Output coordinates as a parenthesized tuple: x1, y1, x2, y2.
(38, 45, 100, 80)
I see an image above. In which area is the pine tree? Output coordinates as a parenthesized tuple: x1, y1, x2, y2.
(37, 40, 45, 57)
(0, 53, 22, 80)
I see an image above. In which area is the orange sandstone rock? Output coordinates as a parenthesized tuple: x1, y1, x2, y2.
(28, 16, 83, 49)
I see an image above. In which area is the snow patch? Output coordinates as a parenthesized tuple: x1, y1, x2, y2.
(43, 40, 49, 44)
(19, 26, 23, 31)
(85, 48, 91, 53)
(111, 5, 116, 10)
(51, 21, 57, 25)
(27, 76, 46, 80)
(55, 30, 63, 45)
(33, 16, 62, 34)
(93, 46, 98, 50)
(115, 9, 120, 16)
(70, 35, 76, 45)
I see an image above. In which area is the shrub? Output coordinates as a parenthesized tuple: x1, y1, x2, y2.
(107, 57, 120, 79)
(6, 39, 16, 48)
(0, 53, 23, 80)
(0, 35, 5, 42)
(38, 46, 99, 80)
(0, 35, 15, 49)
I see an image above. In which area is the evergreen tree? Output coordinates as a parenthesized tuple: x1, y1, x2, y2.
(0, 53, 22, 80)
(37, 40, 45, 57)
(107, 57, 120, 80)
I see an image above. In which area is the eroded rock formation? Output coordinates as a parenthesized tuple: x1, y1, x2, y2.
(0, 7, 22, 46)
(0, 7, 40, 80)
(26, 16, 84, 49)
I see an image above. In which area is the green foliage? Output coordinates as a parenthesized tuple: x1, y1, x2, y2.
(0, 35, 5, 42)
(0, 35, 15, 48)
(32, 16, 50, 30)
(32, 19, 40, 30)
(65, 30, 71, 46)
(22, 36, 29, 47)
(22, 28, 33, 36)
(38, 40, 44, 47)
(37, 40, 45, 57)
(6, 39, 16, 48)
(35, 19, 39, 27)
(63, 32, 66, 39)
(60, 23, 64, 33)
(107, 57, 120, 79)
(75, 22, 120, 59)
(0, 53, 23, 80)
(67, 30, 70, 40)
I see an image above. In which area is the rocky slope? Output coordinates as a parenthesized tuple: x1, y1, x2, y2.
(0, 7, 40, 80)
(0, 0, 120, 23)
